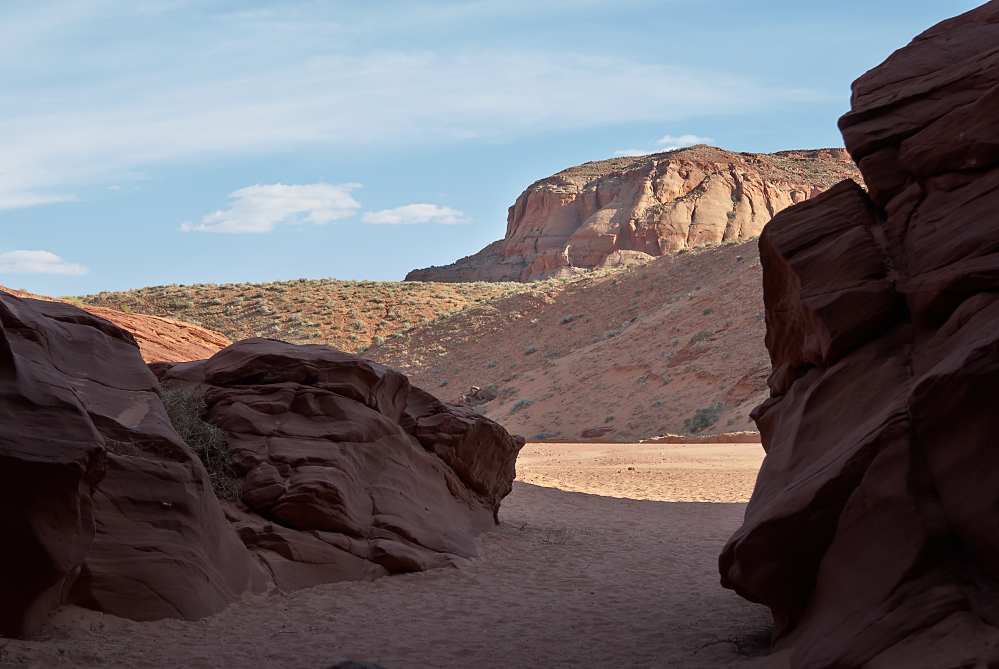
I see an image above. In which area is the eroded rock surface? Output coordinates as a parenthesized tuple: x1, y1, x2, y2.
(720, 4, 999, 666)
(407, 146, 860, 283)
(154, 339, 525, 592)
(0, 292, 261, 638)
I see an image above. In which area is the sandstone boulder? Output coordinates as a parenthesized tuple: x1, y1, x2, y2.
(406, 147, 861, 283)
(0, 291, 262, 638)
(720, 4, 999, 666)
(154, 339, 525, 588)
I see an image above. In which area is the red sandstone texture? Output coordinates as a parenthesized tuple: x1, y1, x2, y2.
(406, 146, 861, 283)
(153, 339, 524, 594)
(0, 285, 231, 363)
(720, 3, 999, 666)
(2, 291, 523, 638)
(0, 292, 262, 638)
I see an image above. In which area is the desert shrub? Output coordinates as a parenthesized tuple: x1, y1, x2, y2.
(524, 345, 537, 355)
(603, 329, 620, 339)
(559, 314, 574, 324)
(605, 415, 615, 423)
(486, 359, 498, 368)
(684, 401, 726, 433)
(350, 320, 365, 330)
(374, 335, 386, 345)
(472, 404, 488, 415)
(439, 378, 449, 387)
(120, 304, 132, 313)
(161, 388, 240, 500)
(703, 307, 714, 315)
(689, 330, 712, 344)
(546, 348, 560, 358)
(509, 397, 533, 414)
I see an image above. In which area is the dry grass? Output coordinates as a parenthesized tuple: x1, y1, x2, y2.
(161, 387, 240, 500)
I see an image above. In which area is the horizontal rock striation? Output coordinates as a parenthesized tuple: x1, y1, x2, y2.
(720, 3, 999, 667)
(407, 146, 860, 283)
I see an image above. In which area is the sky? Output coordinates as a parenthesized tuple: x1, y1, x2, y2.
(0, 0, 984, 296)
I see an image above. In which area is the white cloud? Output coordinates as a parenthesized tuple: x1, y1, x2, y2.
(0, 250, 88, 275)
(362, 204, 468, 225)
(182, 183, 362, 233)
(614, 134, 714, 158)
(656, 134, 713, 150)
(614, 149, 655, 157)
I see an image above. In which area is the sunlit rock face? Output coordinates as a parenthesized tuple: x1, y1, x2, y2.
(406, 145, 860, 283)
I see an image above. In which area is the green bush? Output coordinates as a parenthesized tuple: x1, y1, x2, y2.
(509, 397, 533, 414)
(684, 401, 726, 433)
(525, 345, 537, 355)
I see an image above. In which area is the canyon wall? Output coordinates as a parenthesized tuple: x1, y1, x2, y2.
(720, 3, 999, 666)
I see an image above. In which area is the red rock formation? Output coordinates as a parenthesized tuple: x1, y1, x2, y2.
(153, 339, 525, 591)
(407, 147, 860, 283)
(0, 291, 262, 638)
(720, 4, 999, 666)
(3, 291, 524, 637)
(85, 306, 232, 363)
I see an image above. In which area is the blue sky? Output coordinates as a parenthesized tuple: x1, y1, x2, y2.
(0, 0, 982, 295)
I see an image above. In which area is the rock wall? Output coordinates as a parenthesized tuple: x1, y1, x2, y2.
(0, 293, 262, 638)
(406, 146, 860, 283)
(720, 3, 999, 666)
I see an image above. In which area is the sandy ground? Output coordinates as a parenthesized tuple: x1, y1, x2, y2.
(4, 442, 770, 669)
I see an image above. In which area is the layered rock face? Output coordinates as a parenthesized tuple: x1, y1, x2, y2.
(0, 292, 262, 638)
(3, 291, 524, 638)
(407, 146, 860, 283)
(720, 3, 999, 666)
(154, 339, 525, 593)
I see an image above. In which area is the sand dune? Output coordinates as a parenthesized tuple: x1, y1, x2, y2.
(7, 442, 771, 669)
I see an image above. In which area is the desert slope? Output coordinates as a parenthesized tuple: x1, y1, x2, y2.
(407, 146, 861, 283)
(371, 239, 770, 440)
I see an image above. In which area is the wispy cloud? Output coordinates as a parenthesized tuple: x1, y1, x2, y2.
(614, 133, 714, 157)
(362, 204, 468, 225)
(656, 134, 712, 150)
(181, 183, 362, 233)
(0, 250, 88, 275)
(0, 0, 815, 211)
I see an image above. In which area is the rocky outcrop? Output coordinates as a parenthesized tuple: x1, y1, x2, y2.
(0, 291, 262, 638)
(3, 291, 524, 638)
(407, 146, 861, 283)
(85, 306, 232, 363)
(720, 3, 999, 666)
(153, 339, 525, 592)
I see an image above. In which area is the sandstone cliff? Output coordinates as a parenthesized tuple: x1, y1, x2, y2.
(406, 146, 861, 283)
(721, 2, 999, 666)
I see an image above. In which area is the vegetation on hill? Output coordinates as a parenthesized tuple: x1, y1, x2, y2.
(80, 278, 530, 353)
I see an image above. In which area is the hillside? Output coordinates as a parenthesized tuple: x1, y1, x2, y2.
(76, 238, 769, 440)
(371, 239, 769, 440)
(407, 145, 861, 283)
(79, 278, 530, 353)
(0, 285, 231, 363)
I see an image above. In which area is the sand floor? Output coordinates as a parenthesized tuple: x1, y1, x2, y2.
(4, 442, 770, 669)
